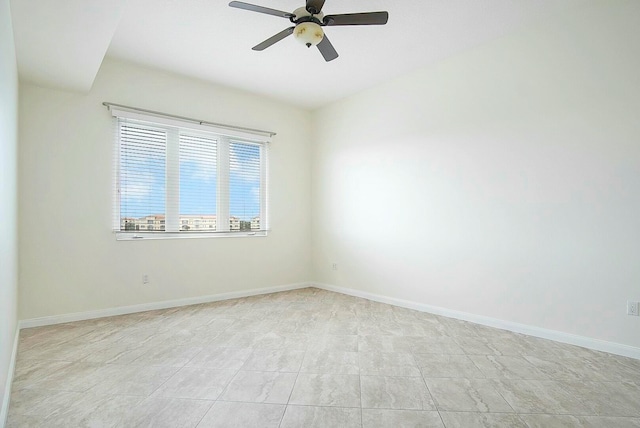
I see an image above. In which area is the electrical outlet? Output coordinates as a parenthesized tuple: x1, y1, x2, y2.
(143, 274, 149, 284)
(332, 263, 338, 271)
(628, 301, 639, 316)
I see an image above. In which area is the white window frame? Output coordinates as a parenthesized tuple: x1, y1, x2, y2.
(111, 106, 270, 241)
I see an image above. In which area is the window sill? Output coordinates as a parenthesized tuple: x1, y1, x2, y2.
(115, 231, 268, 241)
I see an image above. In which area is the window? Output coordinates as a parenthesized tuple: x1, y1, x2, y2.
(111, 106, 270, 239)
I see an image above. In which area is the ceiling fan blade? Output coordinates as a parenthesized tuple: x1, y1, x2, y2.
(305, 0, 325, 15)
(252, 27, 295, 51)
(229, 1, 293, 19)
(323, 11, 389, 26)
(317, 35, 338, 62)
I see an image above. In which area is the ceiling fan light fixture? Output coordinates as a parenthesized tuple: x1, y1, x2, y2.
(294, 22, 324, 47)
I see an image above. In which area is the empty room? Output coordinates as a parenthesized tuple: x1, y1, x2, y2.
(1, 0, 639, 427)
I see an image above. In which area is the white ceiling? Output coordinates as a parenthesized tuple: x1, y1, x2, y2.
(11, 0, 127, 92)
(12, 0, 584, 109)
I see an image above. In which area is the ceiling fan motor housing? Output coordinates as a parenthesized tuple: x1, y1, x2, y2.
(292, 7, 324, 23)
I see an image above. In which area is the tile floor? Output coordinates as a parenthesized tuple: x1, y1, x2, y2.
(7, 287, 640, 427)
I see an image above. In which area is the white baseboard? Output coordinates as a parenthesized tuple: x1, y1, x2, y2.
(1, 327, 19, 427)
(19, 282, 311, 329)
(313, 282, 640, 360)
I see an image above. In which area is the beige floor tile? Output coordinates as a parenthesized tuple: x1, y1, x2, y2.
(358, 319, 405, 336)
(520, 414, 640, 428)
(522, 356, 604, 381)
(239, 349, 305, 372)
(153, 367, 236, 400)
(289, 373, 361, 407)
(6, 413, 48, 427)
(565, 381, 640, 417)
(589, 356, 640, 383)
(210, 331, 262, 348)
(425, 378, 513, 413)
(18, 324, 97, 351)
(414, 354, 485, 378)
(397, 320, 449, 337)
(359, 352, 421, 376)
(17, 338, 107, 362)
(470, 355, 550, 380)
(409, 337, 466, 355)
(325, 321, 359, 335)
(454, 337, 499, 355)
(7, 388, 82, 417)
(11, 359, 73, 390)
(519, 414, 591, 428)
(306, 334, 359, 352)
(131, 343, 203, 367)
(89, 364, 180, 396)
(490, 379, 594, 415)
(362, 409, 444, 428)
(440, 411, 527, 427)
(25, 362, 111, 392)
(359, 335, 415, 353)
(361, 375, 435, 410)
(115, 327, 174, 347)
(252, 332, 311, 350)
(280, 405, 361, 428)
(223, 318, 281, 334)
(187, 347, 252, 370)
(197, 401, 285, 428)
(119, 396, 212, 428)
(219, 370, 297, 404)
(300, 350, 360, 374)
(40, 393, 145, 427)
(80, 342, 151, 365)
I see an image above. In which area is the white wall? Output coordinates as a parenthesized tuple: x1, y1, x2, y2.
(19, 58, 312, 320)
(312, 1, 640, 348)
(0, 0, 19, 417)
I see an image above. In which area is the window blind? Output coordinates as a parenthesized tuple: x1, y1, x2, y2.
(179, 134, 218, 232)
(111, 107, 269, 239)
(229, 141, 262, 232)
(119, 121, 166, 232)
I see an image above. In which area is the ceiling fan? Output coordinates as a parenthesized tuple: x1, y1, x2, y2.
(229, 0, 389, 62)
